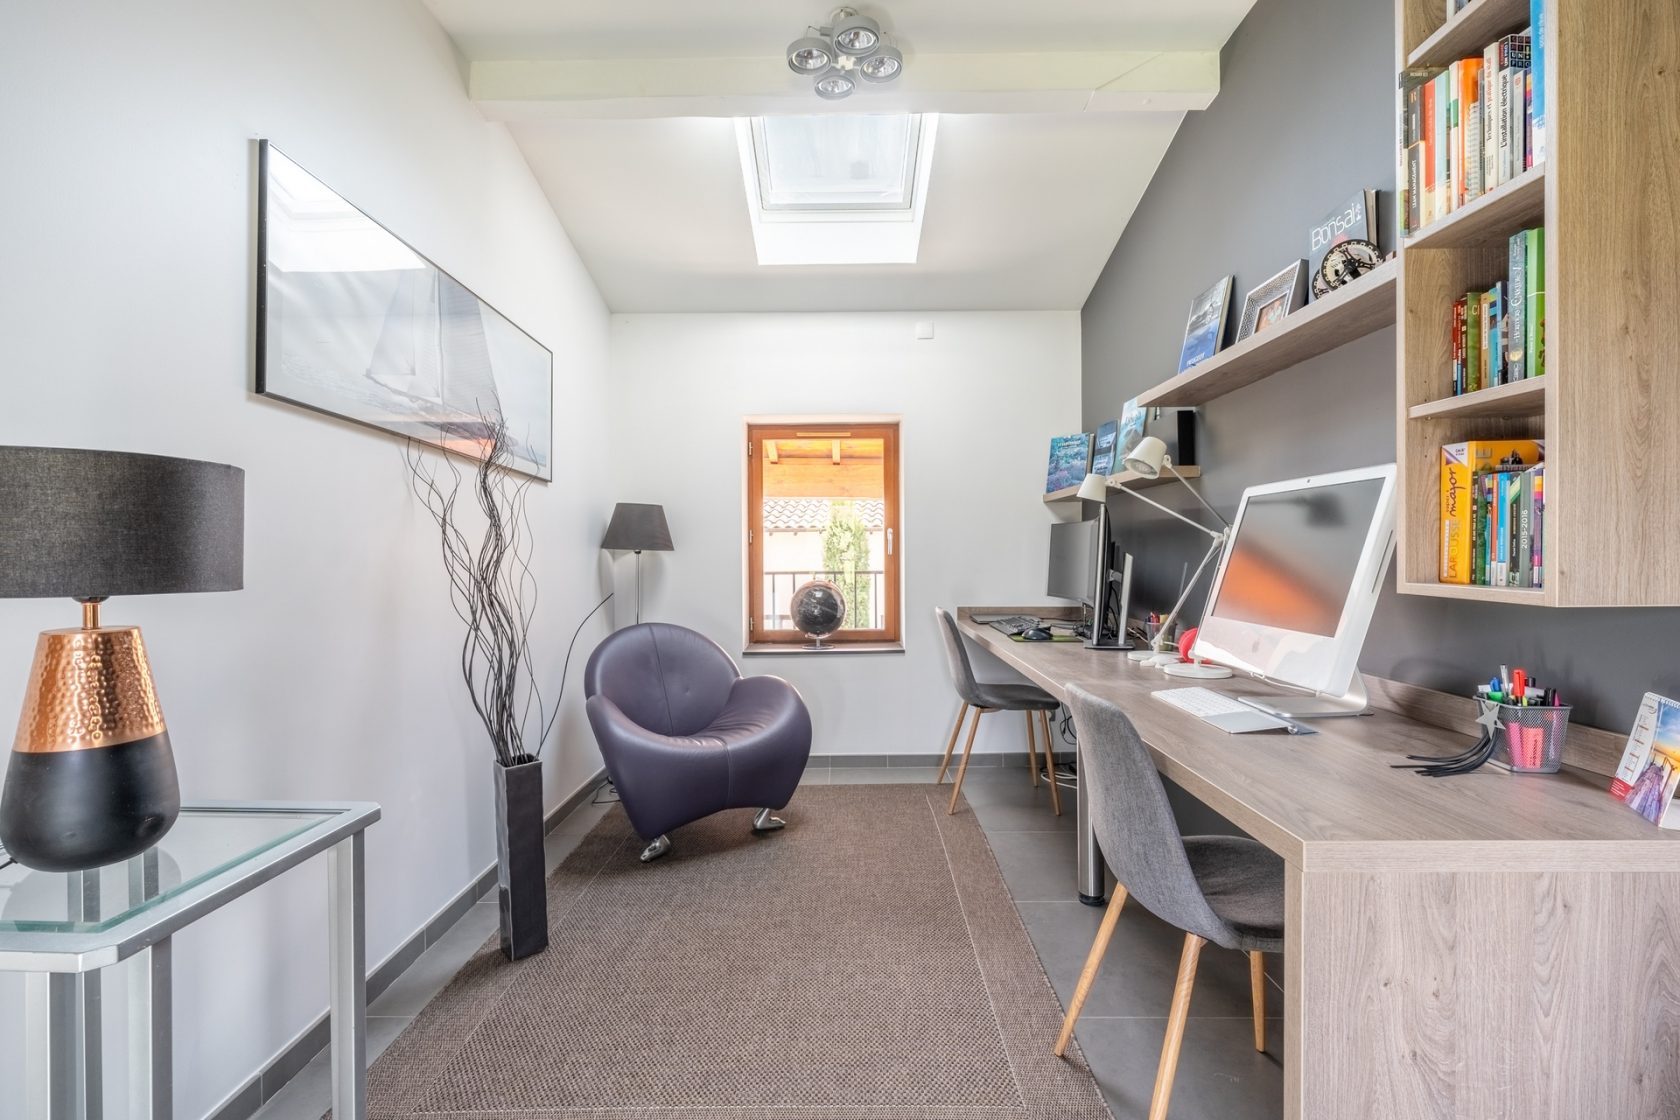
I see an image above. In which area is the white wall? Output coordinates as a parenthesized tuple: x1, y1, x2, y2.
(608, 312, 1082, 757)
(0, 3, 611, 1116)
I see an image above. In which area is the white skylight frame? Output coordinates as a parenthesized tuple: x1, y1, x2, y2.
(751, 115, 923, 214)
(735, 114, 939, 266)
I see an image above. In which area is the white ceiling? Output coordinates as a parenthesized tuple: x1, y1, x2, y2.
(423, 0, 1260, 313)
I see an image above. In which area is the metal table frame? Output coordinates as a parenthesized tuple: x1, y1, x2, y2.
(0, 801, 381, 1120)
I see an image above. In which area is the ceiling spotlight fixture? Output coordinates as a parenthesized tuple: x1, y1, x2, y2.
(785, 7, 903, 100)
(813, 70, 857, 100)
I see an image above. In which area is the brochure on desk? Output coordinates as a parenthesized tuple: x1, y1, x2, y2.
(1611, 692, 1680, 828)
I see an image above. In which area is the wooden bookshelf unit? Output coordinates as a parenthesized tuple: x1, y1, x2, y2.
(1395, 0, 1680, 607)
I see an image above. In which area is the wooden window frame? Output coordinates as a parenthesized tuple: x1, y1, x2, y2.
(747, 421, 901, 646)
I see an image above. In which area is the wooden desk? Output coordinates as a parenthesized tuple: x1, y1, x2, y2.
(957, 608, 1680, 1120)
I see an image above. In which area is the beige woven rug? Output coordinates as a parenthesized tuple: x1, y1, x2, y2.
(355, 784, 1111, 1119)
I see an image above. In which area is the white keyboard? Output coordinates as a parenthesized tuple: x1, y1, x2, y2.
(1153, 687, 1254, 718)
(1151, 687, 1302, 734)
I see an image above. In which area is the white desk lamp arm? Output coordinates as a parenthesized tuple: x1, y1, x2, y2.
(1114, 479, 1227, 542)
(1149, 528, 1228, 656)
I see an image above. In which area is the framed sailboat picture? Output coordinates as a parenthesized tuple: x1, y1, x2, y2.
(255, 141, 553, 481)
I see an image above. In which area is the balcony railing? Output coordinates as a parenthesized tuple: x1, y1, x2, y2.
(764, 570, 885, 631)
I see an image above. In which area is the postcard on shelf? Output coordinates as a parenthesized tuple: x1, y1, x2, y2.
(1045, 433, 1093, 494)
(1611, 693, 1680, 828)
(1091, 420, 1119, 477)
(1116, 399, 1146, 465)
(1308, 189, 1378, 293)
(1177, 276, 1233, 373)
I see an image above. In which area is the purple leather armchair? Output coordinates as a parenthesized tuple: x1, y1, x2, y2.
(583, 623, 812, 862)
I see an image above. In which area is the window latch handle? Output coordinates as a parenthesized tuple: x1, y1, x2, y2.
(887, 528, 894, 556)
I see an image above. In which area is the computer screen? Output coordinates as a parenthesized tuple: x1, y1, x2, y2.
(1047, 520, 1097, 603)
(1193, 464, 1397, 702)
(1206, 478, 1386, 637)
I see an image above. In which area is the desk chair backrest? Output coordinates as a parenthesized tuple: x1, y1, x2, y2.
(1065, 684, 1233, 946)
(584, 622, 739, 737)
(934, 608, 986, 708)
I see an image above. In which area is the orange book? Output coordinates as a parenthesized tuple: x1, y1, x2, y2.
(1456, 58, 1484, 208)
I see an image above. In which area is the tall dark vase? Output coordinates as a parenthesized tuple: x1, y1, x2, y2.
(493, 756, 548, 960)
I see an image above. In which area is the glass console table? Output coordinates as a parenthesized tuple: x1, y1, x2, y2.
(0, 801, 381, 1120)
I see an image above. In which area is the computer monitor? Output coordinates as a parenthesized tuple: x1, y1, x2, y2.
(1191, 463, 1397, 716)
(1048, 517, 1132, 649)
(1047, 520, 1097, 604)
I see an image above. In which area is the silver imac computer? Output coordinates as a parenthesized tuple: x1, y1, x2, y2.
(1048, 519, 1132, 650)
(1187, 463, 1397, 718)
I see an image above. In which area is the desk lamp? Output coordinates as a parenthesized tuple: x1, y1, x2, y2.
(0, 447, 244, 871)
(601, 503, 673, 624)
(1109, 437, 1232, 679)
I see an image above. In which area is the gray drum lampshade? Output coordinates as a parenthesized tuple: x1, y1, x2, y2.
(601, 503, 673, 553)
(0, 446, 245, 600)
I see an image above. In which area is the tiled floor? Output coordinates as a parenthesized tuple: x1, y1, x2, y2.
(255, 765, 1281, 1120)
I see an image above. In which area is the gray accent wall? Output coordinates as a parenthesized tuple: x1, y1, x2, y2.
(1082, 0, 1679, 732)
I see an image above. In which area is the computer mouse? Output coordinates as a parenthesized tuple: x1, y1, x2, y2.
(1022, 627, 1053, 641)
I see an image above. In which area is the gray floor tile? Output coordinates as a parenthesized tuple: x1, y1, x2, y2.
(1020, 901, 1268, 1021)
(1073, 1015, 1282, 1120)
(797, 766, 832, 785)
(829, 766, 941, 784)
(956, 770, 1075, 832)
(252, 1015, 410, 1120)
(984, 828, 1080, 902)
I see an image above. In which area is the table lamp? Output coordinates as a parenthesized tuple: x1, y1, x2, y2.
(601, 502, 672, 624)
(1111, 437, 1233, 678)
(0, 447, 244, 871)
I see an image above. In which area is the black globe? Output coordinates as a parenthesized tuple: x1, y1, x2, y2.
(791, 580, 847, 646)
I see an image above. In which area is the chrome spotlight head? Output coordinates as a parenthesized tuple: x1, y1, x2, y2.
(831, 11, 881, 55)
(814, 70, 856, 99)
(786, 35, 833, 74)
(858, 44, 902, 82)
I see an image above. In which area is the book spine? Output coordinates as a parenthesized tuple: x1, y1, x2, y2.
(1460, 59, 1483, 206)
(1525, 70, 1534, 169)
(1507, 471, 1523, 587)
(1532, 465, 1544, 588)
(1423, 77, 1438, 223)
(1489, 282, 1505, 386)
(1483, 44, 1498, 194)
(1408, 144, 1423, 236)
(1465, 292, 1483, 393)
(1496, 471, 1510, 587)
(1507, 232, 1527, 379)
(1448, 62, 1461, 211)
(1452, 295, 1466, 395)
(1518, 470, 1534, 587)
(1532, 0, 1546, 165)
(1435, 73, 1450, 220)
(1494, 67, 1511, 189)
(1441, 443, 1471, 583)
(1472, 472, 1487, 585)
(1526, 227, 1545, 377)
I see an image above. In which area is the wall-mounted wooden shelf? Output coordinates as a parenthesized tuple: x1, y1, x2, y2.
(1395, 0, 1680, 608)
(1407, 0, 1532, 69)
(1044, 465, 1201, 504)
(1408, 377, 1546, 420)
(1397, 580, 1552, 605)
(1136, 261, 1398, 409)
(1403, 165, 1546, 250)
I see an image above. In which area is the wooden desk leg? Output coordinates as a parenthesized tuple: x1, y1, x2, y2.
(1283, 862, 1304, 1120)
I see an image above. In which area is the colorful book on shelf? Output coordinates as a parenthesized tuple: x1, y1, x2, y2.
(1090, 419, 1119, 477)
(1531, 0, 1546, 165)
(1612, 693, 1680, 828)
(1440, 440, 1543, 585)
(1525, 226, 1546, 377)
(1507, 232, 1528, 379)
(1045, 433, 1092, 494)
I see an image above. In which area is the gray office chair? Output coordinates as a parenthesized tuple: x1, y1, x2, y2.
(933, 608, 1061, 816)
(1054, 684, 1282, 1120)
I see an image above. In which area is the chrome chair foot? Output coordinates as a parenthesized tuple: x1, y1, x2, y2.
(752, 808, 787, 832)
(639, 834, 672, 862)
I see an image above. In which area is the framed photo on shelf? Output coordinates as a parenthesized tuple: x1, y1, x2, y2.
(1177, 276, 1234, 373)
(1236, 261, 1309, 342)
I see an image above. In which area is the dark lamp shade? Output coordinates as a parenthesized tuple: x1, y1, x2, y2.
(601, 503, 673, 552)
(0, 446, 245, 600)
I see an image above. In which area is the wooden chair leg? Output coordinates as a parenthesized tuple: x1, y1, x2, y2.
(937, 702, 969, 784)
(1053, 884, 1128, 1057)
(947, 709, 986, 814)
(1249, 951, 1266, 1052)
(1149, 933, 1207, 1120)
(1039, 710, 1062, 816)
(1025, 709, 1041, 787)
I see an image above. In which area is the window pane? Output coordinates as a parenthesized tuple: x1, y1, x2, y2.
(758, 435, 887, 632)
(757, 115, 917, 211)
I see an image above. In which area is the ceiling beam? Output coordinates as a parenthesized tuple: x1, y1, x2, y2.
(469, 50, 1219, 120)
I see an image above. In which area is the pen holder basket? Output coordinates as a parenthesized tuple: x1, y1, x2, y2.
(1491, 703, 1570, 773)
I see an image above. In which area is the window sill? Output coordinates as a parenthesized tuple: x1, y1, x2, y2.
(742, 641, 905, 657)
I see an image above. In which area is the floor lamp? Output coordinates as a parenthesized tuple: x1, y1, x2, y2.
(1111, 437, 1233, 679)
(601, 503, 673, 624)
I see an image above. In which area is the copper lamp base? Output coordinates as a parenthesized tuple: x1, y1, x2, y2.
(0, 614, 181, 872)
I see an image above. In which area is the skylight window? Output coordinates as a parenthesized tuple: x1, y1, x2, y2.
(735, 113, 938, 266)
(754, 115, 920, 212)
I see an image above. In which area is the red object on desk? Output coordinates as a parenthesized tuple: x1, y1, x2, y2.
(1178, 626, 1199, 663)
